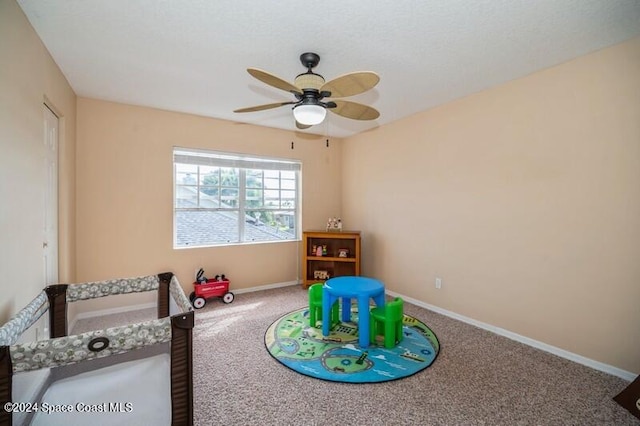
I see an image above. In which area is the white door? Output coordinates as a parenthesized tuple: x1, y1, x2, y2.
(43, 105, 58, 286)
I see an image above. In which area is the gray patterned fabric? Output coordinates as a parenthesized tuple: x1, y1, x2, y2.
(0, 291, 48, 346)
(170, 275, 193, 314)
(10, 317, 172, 373)
(66, 275, 160, 302)
(3, 273, 192, 374)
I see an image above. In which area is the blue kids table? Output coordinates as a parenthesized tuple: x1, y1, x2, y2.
(322, 276, 386, 348)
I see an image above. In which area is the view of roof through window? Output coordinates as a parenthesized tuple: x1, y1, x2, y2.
(173, 148, 300, 247)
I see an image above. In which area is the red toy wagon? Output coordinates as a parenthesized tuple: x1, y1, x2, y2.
(189, 270, 234, 309)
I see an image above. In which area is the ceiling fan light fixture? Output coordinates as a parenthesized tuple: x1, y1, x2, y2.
(293, 104, 326, 126)
(235, 52, 380, 127)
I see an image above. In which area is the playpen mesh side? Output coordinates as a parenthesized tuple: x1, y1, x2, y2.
(0, 292, 48, 346)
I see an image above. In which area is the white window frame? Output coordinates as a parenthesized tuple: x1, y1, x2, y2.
(173, 147, 301, 248)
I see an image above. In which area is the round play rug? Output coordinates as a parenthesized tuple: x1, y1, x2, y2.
(264, 306, 439, 383)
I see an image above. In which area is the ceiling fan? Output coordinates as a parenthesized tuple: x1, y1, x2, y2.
(234, 52, 380, 129)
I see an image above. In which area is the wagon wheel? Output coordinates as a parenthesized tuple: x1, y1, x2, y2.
(222, 292, 235, 304)
(193, 297, 206, 309)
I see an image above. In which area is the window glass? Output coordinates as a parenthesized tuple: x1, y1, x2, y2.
(173, 148, 300, 247)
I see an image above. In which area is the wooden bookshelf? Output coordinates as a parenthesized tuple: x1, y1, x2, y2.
(302, 230, 361, 287)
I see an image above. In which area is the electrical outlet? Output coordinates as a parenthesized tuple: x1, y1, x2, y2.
(435, 277, 442, 289)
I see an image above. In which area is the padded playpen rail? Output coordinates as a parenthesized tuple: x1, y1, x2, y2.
(0, 272, 193, 425)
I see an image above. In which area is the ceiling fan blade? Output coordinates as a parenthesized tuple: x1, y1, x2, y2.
(320, 71, 380, 98)
(296, 120, 312, 130)
(328, 100, 380, 121)
(233, 101, 295, 113)
(247, 68, 302, 95)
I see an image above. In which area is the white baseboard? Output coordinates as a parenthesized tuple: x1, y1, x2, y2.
(231, 280, 300, 294)
(385, 289, 637, 382)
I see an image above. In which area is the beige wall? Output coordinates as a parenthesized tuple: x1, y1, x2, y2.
(342, 37, 640, 373)
(0, 0, 76, 323)
(75, 98, 342, 309)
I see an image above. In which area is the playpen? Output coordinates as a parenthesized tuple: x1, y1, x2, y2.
(0, 272, 194, 425)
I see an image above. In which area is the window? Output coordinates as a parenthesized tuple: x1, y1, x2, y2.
(173, 148, 301, 248)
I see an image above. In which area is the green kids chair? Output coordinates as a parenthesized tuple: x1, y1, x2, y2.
(308, 283, 339, 329)
(369, 297, 404, 348)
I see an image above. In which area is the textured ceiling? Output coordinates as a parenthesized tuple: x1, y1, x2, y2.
(17, 0, 640, 138)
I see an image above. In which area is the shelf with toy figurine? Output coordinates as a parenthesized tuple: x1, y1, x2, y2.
(301, 230, 361, 287)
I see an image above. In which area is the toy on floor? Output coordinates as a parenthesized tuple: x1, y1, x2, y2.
(190, 268, 234, 309)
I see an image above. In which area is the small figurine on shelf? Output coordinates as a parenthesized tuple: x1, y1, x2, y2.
(314, 270, 330, 280)
(322, 245, 328, 256)
(316, 246, 323, 256)
(326, 217, 342, 232)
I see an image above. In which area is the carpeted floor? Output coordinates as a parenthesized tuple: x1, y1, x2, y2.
(74, 285, 638, 425)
